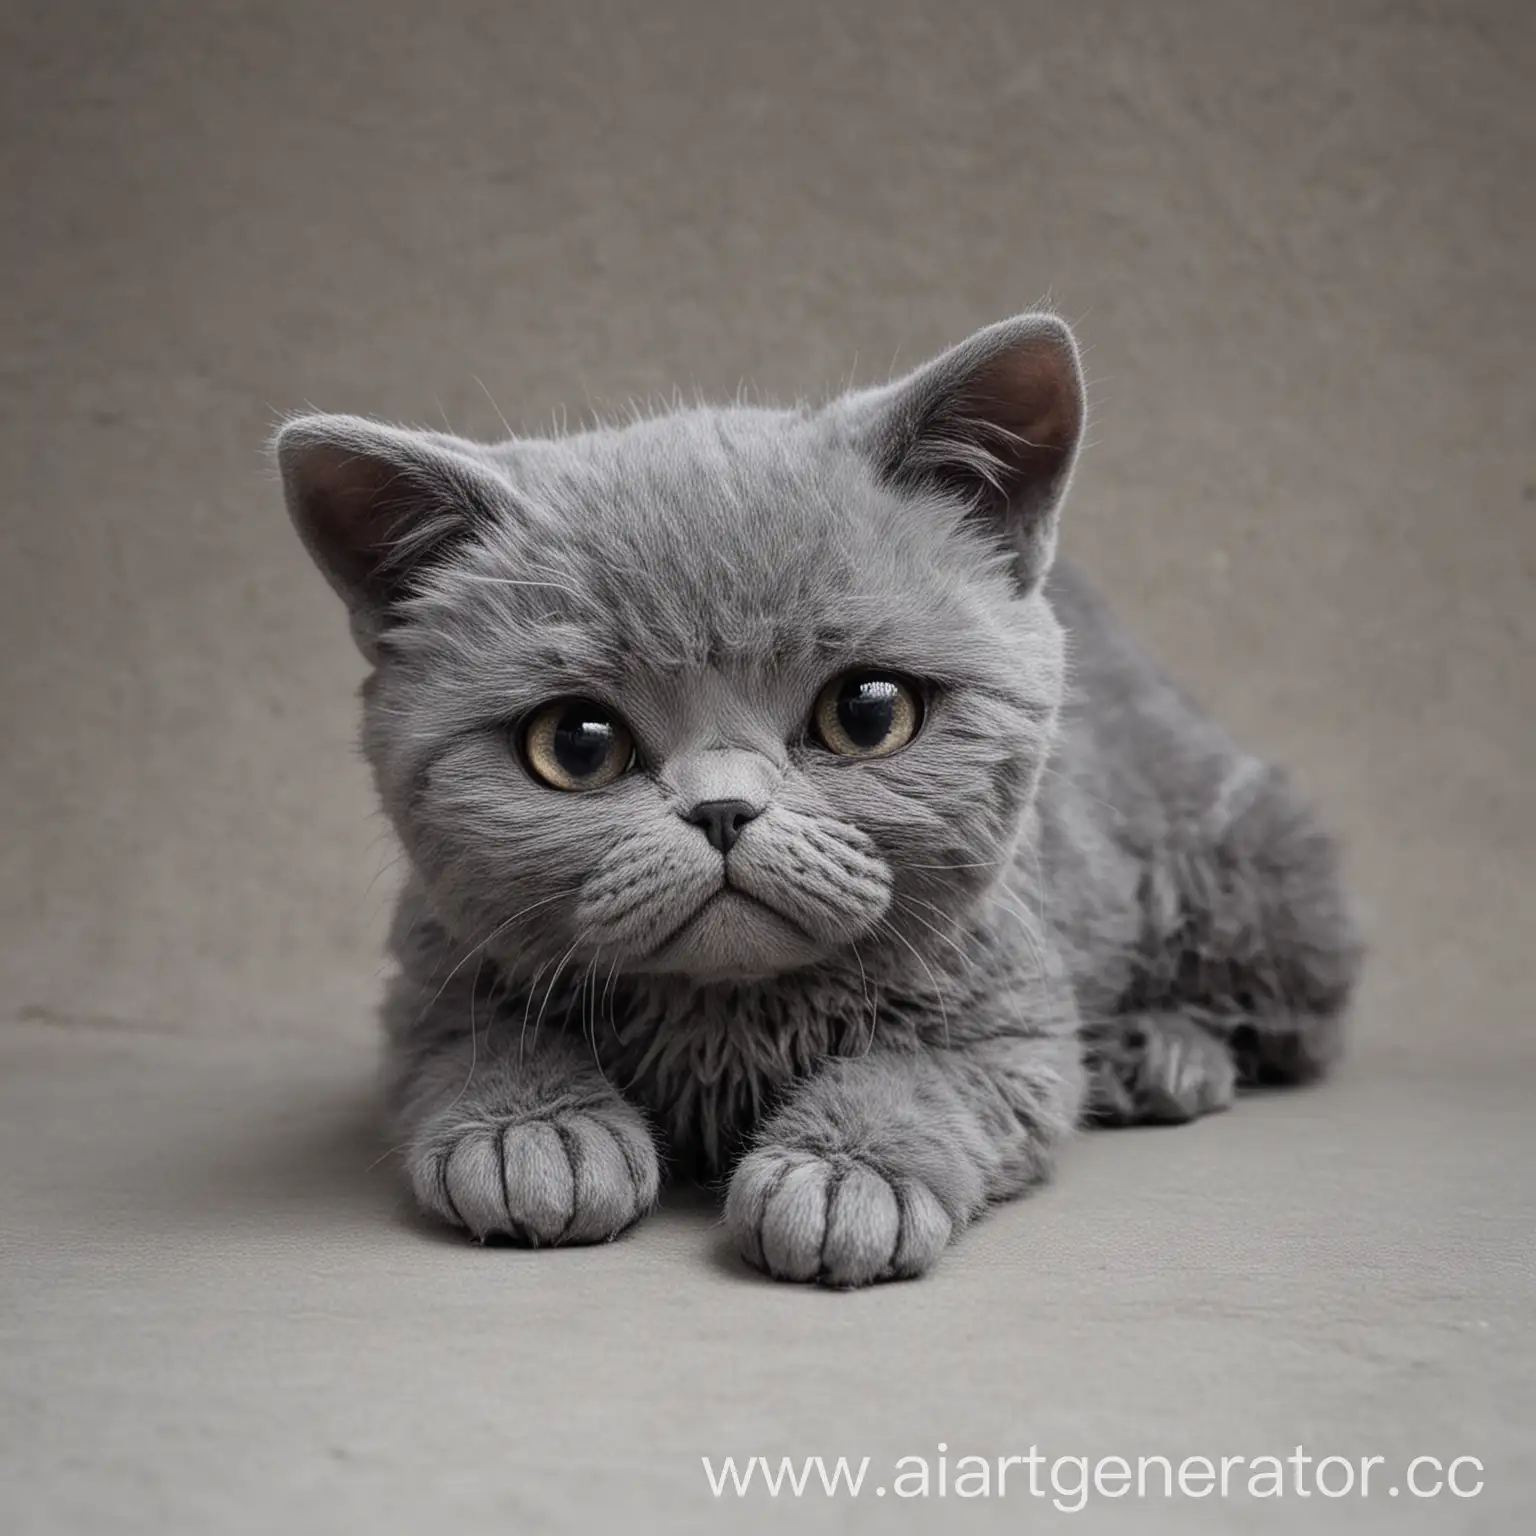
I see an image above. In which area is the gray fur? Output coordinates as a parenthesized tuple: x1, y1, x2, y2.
(276, 313, 1359, 1286)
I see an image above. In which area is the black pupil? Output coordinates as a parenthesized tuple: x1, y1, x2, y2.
(552, 708, 617, 779)
(837, 677, 899, 749)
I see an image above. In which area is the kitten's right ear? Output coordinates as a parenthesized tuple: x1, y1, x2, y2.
(274, 414, 506, 656)
(832, 314, 1085, 592)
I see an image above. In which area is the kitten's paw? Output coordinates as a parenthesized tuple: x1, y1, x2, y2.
(1085, 1012, 1236, 1126)
(409, 1105, 660, 1245)
(725, 1147, 952, 1287)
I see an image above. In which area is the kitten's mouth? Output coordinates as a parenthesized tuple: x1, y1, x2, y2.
(648, 888, 812, 954)
(644, 887, 821, 977)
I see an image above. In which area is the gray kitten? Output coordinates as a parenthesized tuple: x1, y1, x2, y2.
(277, 315, 1359, 1286)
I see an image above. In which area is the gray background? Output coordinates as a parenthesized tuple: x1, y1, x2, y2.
(2, 1, 1532, 1532)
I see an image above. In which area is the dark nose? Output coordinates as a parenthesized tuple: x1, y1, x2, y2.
(683, 799, 760, 855)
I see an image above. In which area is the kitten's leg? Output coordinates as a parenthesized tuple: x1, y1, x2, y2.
(386, 975, 660, 1245)
(1160, 762, 1361, 1086)
(724, 1033, 1081, 1287)
(1081, 1013, 1236, 1126)
(1048, 564, 1359, 1087)
(1082, 767, 1356, 1113)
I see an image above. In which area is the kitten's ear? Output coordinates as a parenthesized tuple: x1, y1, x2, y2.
(836, 314, 1084, 591)
(274, 414, 506, 656)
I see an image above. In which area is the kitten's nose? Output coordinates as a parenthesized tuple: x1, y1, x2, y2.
(682, 799, 760, 855)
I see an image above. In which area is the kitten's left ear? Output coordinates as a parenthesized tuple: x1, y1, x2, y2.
(834, 313, 1085, 591)
(274, 414, 509, 658)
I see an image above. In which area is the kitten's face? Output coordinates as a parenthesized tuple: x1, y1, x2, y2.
(280, 316, 1082, 983)
(364, 412, 1062, 983)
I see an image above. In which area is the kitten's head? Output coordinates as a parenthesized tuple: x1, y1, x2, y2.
(278, 316, 1083, 983)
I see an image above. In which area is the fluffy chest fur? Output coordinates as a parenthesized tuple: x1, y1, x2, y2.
(499, 880, 1080, 1176)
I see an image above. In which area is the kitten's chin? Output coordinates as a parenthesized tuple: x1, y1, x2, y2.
(639, 889, 827, 982)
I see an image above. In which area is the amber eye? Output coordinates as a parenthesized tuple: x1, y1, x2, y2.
(812, 672, 923, 759)
(520, 699, 635, 791)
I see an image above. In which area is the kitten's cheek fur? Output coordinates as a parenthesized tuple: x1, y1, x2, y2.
(725, 813, 894, 950)
(576, 835, 724, 957)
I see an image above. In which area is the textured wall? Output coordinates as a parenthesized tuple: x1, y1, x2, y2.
(2, 0, 1531, 1055)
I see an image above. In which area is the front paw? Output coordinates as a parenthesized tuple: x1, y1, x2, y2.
(409, 1105, 660, 1245)
(725, 1147, 953, 1287)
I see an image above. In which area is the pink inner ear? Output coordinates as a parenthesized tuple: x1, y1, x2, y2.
(956, 333, 1084, 472)
(887, 319, 1084, 591)
(282, 436, 410, 603)
(279, 418, 487, 614)
(297, 444, 404, 577)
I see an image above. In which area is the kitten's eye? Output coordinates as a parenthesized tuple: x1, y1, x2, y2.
(520, 699, 635, 791)
(812, 672, 923, 759)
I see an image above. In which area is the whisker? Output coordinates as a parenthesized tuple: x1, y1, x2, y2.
(897, 857, 1010, 872)
(578, 950, 620, 1092)
(434, 954, 488, 1119)
(848, 937, 879, 1058)
(412, 887, 574, 1034)
(1038, 763, 1124, 821)
(517, 959, 552, 1065)
(601, 951, 624, 1042)
(472, 374, 515, 439)
(875, 914, 951, 1049)
(530, 933, 587, 1056)
(888, 895, 972, 968)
